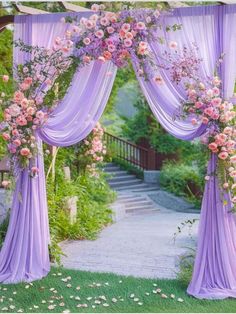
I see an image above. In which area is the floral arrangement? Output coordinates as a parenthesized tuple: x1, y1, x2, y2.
(57, 3, 180, 80)
(181, 76, 236, 208)
(0, 41, 71, 175)
(75, 122, 106, 177)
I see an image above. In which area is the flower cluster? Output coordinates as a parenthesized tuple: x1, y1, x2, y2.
(76, 122, 106, 177)
(0, 41, 71, 173)
(56, 4, 168, 80)
(182, 76, 236, 208)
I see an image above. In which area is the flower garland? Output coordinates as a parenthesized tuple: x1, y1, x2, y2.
(56, 4, 180, 80)
(182, 77, 236, 209)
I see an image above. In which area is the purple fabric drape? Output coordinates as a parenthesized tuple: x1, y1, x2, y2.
(0, 12, 116, 283)
(134, 5, 236, 299)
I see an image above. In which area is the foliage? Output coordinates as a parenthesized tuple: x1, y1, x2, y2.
(0, 214, 10, 248)
(1, 267, 236, 312)
(113, 157, 144, 179)
(160, 162, 205, 207)
(44, 146, 115, 263)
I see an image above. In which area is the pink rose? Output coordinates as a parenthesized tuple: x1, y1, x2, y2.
(218, 151, 228, 160)
(205, 175, 210, 181)
(95, 30, 104, 39)
(136, 21, 146, 30)
(13, 139, 21, 147)
(36, 110, 45, 120)
(35, 96, 43, 105)
(16, 116, 27, 126)
(2, 75, 9, 82)
(208, 142, 218, 151)
(85, 20, 95, 29)
(124, 38, 132, 47)
(2, 133, 10, 141)
(230, 155, 236, 163)
(1, 180, 10, 188)
(191, 118, 198, 126)
(24, 77, 33, 85)
(21, 98, 29, 108)
(202, 117, 209, 124)
(31, 166, 39, 174)
(195, 101, 203, 109)
(108, 44, 116, 53)
(20, 83, 30, 91)
(212, 76, 221, 86)
(83, 55, 91, 63)
(107, 27, 115, 34)
(14, 91, 24, 104)
(125, 32, 133, 40)
(83, 37, 91, 46)
(230, 170, 236, 178)
(211, 97, 222, 107)
(98, 56, 105, 63)
(100, 17, 109, 26)
(9, 104, 21, 117)
(204, 107, 214, 117)
(121, 23, 131, 32)
(20, 147, 30, 156)
(223, 127, 232, 135)
(12, 129, 19, 136)
(27, 107, 36, 115)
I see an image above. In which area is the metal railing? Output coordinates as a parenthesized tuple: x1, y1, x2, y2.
(104, 132, 151, 170)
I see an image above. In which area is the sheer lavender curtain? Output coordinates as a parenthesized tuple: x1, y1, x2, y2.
(0, 12, 116, 283)
(134, 5, 236, 299)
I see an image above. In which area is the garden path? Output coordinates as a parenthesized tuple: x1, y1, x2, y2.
(60, 164, 200, 279)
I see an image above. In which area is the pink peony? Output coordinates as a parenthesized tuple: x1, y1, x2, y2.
(20, 148, 30, 156)
(2, 75, 9, 82)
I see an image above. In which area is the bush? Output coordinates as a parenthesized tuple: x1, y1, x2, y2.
(160, 162, 204, 207)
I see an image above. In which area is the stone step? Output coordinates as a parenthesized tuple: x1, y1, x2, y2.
(125, 201, 154, 209)
(108, 171, 129, 177)
(117, 197, 148, 204)
(125, 206, 158, 213)
(108, 175, 137, 183)
(109, 179, 143, 188)
(103, 166, 121, 172)
(115, 183, 156, 191)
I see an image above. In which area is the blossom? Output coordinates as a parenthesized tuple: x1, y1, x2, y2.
(169, 41, 178, 49)
(103, 51, 112, 60)
(202, 117, 209, 124)
(230, 170, 236, 178)
(100, 17, 109, 26)
(9, 104, 21, 117)
(107, 27, 115, 34)
(31, 166, 39, 174)
(218, 151, 228, 160)
(2, 75, 9, 82)
(208, 142, 218, 151)
(230, 155, 236, 163)
(124, 39, 132, 47)
(154, 10, 160, 18)
(2, 133, 10, 141)
(1, 180, 10, 188)
(191, 118, 198, 125)
(14, 91, 24, 104)
(153, 76, 164, 85)
(205, 175, 210, 181)
(83, 55, 91, 63)
(108, 44, 116, 53)
(35, 96, 43, 105)
(13, 139, 21, 147)
(121, 23, 131, 32)
(91, 3, 100, 11)
(20, 83, 30, 91)
(212, 76, 221, 86)
(83, 37, 91, 46)
(98, 56, 106, 63)
(136, 22, 146, 30)
(20, 148, 30, 156)
(16, 116, 27, 126)
(95, 30, 104, 39)
(24, 77, 33, 85)
(223, 183, 229, 189)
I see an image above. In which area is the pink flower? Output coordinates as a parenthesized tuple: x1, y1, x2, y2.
(226, 140, 235, 148)
(36, 110, 45, 120)
(169, 41, 178, 49)
(2, 133, 10, 141)
(230, 170, 236, 178)
(153, 76, 164, 85)
(125, 32, 133, 39)
(208, 142, 218, 151)
(218, 151, 228, 160)
(232, 197, 236, 203)
(98, 56, 106, 63)
(45, 78, 52, 85)
(95, 30, 104, 39)
(83, 56, 91, 63)
(223, 182, 229, 189)
(223, 127, 232, 135)
(124, 39, 132, 47)
(12, 129, 19, 136)
(136, 22, 146, 30)
(154, 10, 160, 18)
(107, 27, 115, 34)
(20, 83, 30, 91)
(230, 155, 236, 163)
(9, 104, 21, 117)
(199, 82, 205, 90)
(55, 36, 61, 45)
(91, 3, 99, 11)
(103, 51, 112, 60)
(27, 107, 36, 115)
(14, 91, 24, 104)
(204, 107, 214, 117)
(212, 87, 220, 96)
(1, 180, 10, 188)
(35, 96, 43, 105)
(13, 139, 21, 147)
(146, 16, 152, 23)
(108, 44, 116, 53)
(2, 75, 9, 82)
(83, 37, 91, 46)
(121, 23, 131, 32)
(211, 97, 222, 107)
(31, 166, 39, 174)
(191, 118, 198, 125)
(212, 76, 221, 86)
(24, 77, 33, 85)
(205, 175, 210, 181)
(202, 117, 209, 124)
(20, 98, 28, 109)
(100, 17, 109, 26)
(20, 148, 30, 156)
(16, 116, 27, 126)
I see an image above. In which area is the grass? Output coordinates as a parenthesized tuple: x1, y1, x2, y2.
(0, 267, 236, 313)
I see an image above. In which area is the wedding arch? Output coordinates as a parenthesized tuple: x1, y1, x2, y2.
(0, 3, 236, 301)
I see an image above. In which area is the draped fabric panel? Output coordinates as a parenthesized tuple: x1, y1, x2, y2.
(0, 12, 116, 283)
(134, 5, 236, 299)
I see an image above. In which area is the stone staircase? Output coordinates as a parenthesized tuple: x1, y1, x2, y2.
(104, 163, 160, 217)
(104, 163, 159, 193)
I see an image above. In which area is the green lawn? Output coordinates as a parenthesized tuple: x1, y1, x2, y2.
(0, 267, 236, 313)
